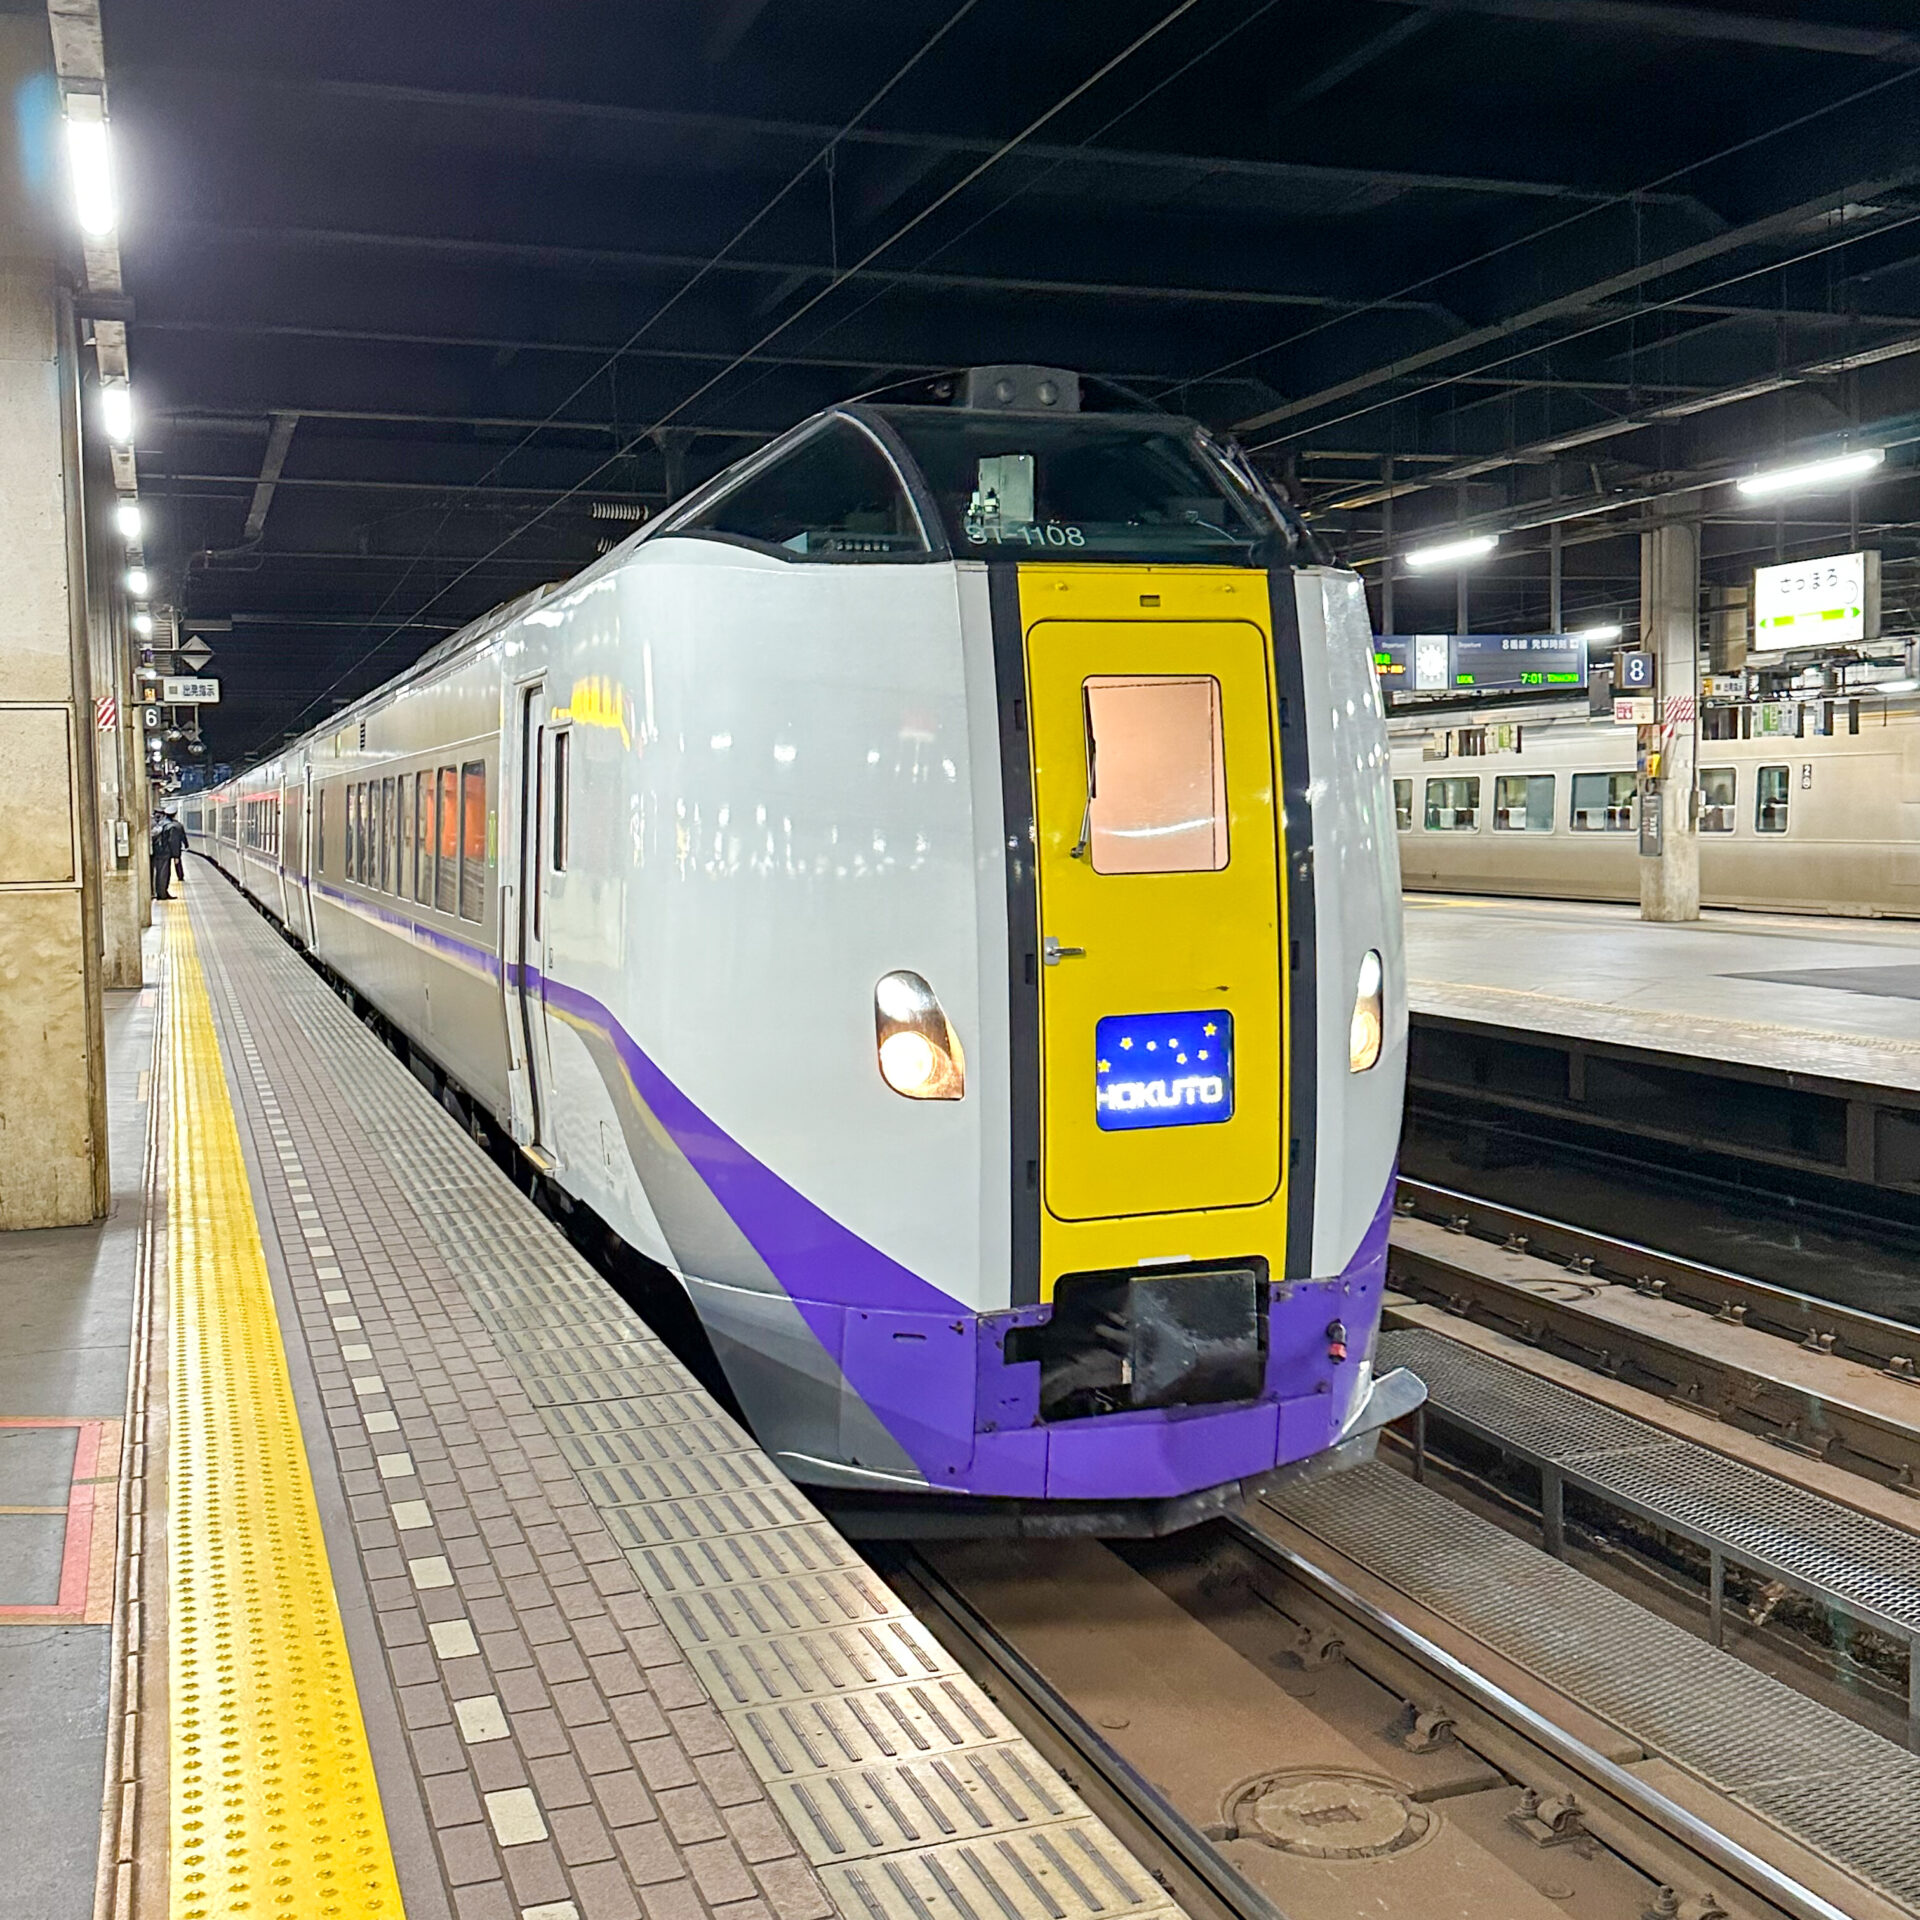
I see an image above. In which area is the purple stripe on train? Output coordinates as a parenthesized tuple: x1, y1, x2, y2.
(298, 882, 1394, 1500)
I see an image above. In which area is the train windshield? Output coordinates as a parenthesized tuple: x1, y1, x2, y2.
(874, 409, 1281, 565)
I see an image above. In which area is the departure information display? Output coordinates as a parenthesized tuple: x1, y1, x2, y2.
(1374, 633, 1588, 696)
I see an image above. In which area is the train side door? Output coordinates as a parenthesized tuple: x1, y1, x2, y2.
(504, 678, 559, 1162)
(1027, 619, 1284, 1231)
(300, 769, 317, 944)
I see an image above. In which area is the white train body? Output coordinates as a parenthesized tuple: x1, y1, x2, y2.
(1390, 699, 1920, 915)
(189, 378, 1413, 1528)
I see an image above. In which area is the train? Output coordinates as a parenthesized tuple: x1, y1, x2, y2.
(185, 365, 1420, 1534)
(1391, 696, 1920, 915)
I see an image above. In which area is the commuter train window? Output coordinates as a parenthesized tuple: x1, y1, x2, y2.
(358, 784, 372, 883)
(436, 768, 458, 913)
(380, 777, 395, 892)
(876, 409, 1275, 565)
(1571, 771, 1636, 832)
(413, 774, 431, 905)
(1393, 779, 1412, 832)
(1493, 774, 1554, 833)
(1423, 776, 1480, 831)
(1700, 767, 1736, 833)
(682, 420, 929, 560)
(347, 786, 360, 880)
(1756, 763, 1790, 833)
(1080, 675, 1227, 875)
(459, 761, 487, 922)
(389, 771, 405, 898)
(551, 730, 570, 873)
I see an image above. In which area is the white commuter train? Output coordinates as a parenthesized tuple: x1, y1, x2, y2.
(1391, 697, 1920, 915)
(188, 366, 1418, 1532)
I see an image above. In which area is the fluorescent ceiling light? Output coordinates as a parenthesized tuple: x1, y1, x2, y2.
(1404, 533, 1499, 571)
(116, 500, 141, 539)
(1736, 448, 1885, 497)
(100, 384, 133, 444)
(65, 107, 116, 238)
(125, 566, 149, 596)
(1872, 677, 1918, 694)
(132, 611, 153, 636)
(1575, 623, 1623, 642)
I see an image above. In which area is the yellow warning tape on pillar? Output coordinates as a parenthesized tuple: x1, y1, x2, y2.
(164, 906, 404, 1917)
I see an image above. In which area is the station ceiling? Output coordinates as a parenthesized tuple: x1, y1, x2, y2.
(96, 0, 1920, 760)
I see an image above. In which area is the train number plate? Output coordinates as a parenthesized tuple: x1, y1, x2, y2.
(1094, 1009, 1233, 1131)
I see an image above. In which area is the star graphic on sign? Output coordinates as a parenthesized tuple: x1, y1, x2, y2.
(1097, 1059, 1110, 1073)
(1119, 1036, 1132, 1050)
(1203, 1022, 1218, 1037)
(1176, 1053, 1188, 1064)
(1146, 1040, 1157, 1051)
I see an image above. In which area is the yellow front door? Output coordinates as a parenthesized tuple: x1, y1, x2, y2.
(1027, 608, 1284, 1233)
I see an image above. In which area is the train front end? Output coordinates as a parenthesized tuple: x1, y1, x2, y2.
(663, 369, 1418, 1534)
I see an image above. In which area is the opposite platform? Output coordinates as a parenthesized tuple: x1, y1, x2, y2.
(137, 873, 1180, 1920)
(1406, 894, 1920, 1093)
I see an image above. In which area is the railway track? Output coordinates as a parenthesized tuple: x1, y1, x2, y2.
(1390, 1179, 1920, 1495)
(888, 1513, 1876, 1920)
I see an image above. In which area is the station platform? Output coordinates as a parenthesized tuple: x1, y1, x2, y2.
(1404, 894, 1920, 1202)
(1406, 894, 1920, 1090)
(12, 874, 1182, 1920)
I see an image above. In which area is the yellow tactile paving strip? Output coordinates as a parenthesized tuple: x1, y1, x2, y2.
(163, 906, 405, 1918)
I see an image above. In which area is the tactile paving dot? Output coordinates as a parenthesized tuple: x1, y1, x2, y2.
(165, 912, 405, 1917)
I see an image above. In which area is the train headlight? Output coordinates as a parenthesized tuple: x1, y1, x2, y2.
(875, 970, 965, 1100)
(1348, 949, 1384, 1074)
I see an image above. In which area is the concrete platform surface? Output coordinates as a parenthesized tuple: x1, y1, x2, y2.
(1406, 894, 1920, 1092)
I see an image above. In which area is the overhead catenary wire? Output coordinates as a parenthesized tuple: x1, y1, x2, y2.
(278, 0, 986, 740)
(1176, 50, 1920, 427)
(279, 0, 1212, 745)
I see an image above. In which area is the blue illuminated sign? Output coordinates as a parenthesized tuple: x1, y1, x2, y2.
(1095, 1010, 1234, 1131)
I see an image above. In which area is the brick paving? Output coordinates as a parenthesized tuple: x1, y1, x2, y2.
(188, 886, 835, 1920)
(185, 878, 1184, 1920)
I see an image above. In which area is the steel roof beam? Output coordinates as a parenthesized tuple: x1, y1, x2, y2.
(148, 218, 1460, 317)
(1404, 0, 1920, 62)
(125, 70, 1696, 209)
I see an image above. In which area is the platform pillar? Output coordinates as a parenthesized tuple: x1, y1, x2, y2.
(0, 13, 111, 1227)
(1638, 517, 1700, 923)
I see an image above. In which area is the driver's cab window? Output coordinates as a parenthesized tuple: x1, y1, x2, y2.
(682, 420, 928, 560)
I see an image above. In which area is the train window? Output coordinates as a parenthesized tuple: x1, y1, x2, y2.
(1571, 771, 1636, 832)
(414, 774, 432, 905)
(1393, 779, 1412, 831)
(551, 731, 570, 873)
(1493, 774, 1554, 832)
(1700, 767, 1736, 832)
(394, 774, 409, 896)
(879, 410, 1275, 564)
(459, 762, 487, 922)
(682, 420, 928, 560)
(346, 786, 358, 879)
(1756, 763, 1790, 833)
(436, 768, 458, 913)
(357, 785, 371, 883)
(1423, 776, 1480, 831)
(379, 778, 394, 892)
(1080, 674, 1227, 874)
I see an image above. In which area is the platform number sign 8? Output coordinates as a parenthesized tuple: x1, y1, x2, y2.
(1615, 651, 1655, 691)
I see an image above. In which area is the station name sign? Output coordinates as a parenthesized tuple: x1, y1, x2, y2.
(1374, 633, 1588, 696)
(1752, 550, 1878, 655)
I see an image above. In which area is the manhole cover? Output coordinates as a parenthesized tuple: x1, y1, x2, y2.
(1220, 1769, 1435, 1860)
